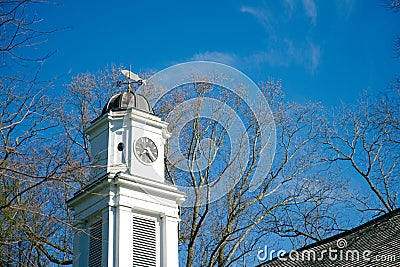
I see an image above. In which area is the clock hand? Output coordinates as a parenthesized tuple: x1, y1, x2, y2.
(146, 147, 156, 161)
(139, 149, 146, 157)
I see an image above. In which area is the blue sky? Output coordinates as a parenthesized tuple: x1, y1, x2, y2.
(37, 0, 399, 106)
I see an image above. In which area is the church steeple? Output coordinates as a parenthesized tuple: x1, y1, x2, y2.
(68, 87, 185, 267)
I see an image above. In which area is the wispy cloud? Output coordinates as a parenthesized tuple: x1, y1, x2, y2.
(248, 40, 321, 74)
(302, 0, 317, 24)
(191, 51, 239, 67)
(336, 0, 355, 19)
(247, 39, 299, 67)
(240, 6, 274, 34)
(190, 41, 320, 75)
(308, 41, 320, 74)
(283, 0, 295, 18)
(238, 2, 321, 74)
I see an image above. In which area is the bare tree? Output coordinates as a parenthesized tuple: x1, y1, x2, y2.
(323, 86, 400, 216)
(0, 1, 75, 265)
(152, 79, 348, 266)
(0, 0, 57, 70)
(385, 0, 400, 57)
(321, 1, 400, 218)
(0, 75, 75, 265)
(0, 66, 124, 264)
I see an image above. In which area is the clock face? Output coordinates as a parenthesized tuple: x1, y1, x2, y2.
(134, 137, 158, 164)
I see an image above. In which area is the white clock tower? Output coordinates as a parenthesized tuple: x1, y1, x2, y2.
(68, 90, 185, 267)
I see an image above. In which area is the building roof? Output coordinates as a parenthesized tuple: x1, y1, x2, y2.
(258, 209, 400, 267)
(102, 91, 154, 115)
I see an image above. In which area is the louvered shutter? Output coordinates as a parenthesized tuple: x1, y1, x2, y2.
(132, 215, 157, 267)
(88, 220, 102, 267)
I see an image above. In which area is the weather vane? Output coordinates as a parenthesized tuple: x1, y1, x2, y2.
(117, 65, 146, 92)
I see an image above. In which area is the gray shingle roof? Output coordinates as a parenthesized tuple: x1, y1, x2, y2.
(258, 209, 400, 267)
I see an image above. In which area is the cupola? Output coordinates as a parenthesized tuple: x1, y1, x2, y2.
(101, 91, 154, 115)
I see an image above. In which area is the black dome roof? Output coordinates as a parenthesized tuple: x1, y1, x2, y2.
(102, 91, 154, 115)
